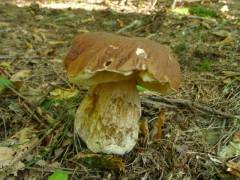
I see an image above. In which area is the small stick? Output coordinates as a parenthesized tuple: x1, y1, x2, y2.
(142, 94, 239, 119)
(117, 20, 142, 34)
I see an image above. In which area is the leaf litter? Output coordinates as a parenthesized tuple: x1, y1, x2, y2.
(0, 0, 240, 179)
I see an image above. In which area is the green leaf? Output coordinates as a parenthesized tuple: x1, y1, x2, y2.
(0, 75, 12, 87)
(48, 170, 68, 180)
(136, 85, 147, 92)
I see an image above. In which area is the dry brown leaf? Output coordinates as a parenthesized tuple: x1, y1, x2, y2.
(36, 159, 47, 167)
(25, 42, 33, 49)
(226, 161, 240, 177)
(139, 119, 149, 145)
(11, 127, 36, 145)
(11, 70, 32, 81)
(233, 132, 240, 142)
(151, 109, 165, 140)
(0, 147, 15, 163)
(117, 19, 124, 27)
(0, 22, 10, 27)
(0, 147, 25, 176)
(19, 86, 45, 104)
(48, 162, 61, 169)
(0, 62, 11, 70)
(215, 36, 235, 46)
(0, 126, 39, 176)
(212, 30, 229, 37)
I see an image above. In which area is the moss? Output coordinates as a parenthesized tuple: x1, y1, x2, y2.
(197, 59, 213, 71)
(174, 43, 188, 54)
(189, 6, 218, 18)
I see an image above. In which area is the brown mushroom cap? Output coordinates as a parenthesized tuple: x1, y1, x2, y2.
(64, 32, 181, 92)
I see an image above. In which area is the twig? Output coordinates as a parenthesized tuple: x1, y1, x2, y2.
(51, 64, 73, 88)
(141, 94, 239, 119)
(117, 20, 142, 34)
(2, 116, 7, 140)
(171, 0, 177, 9)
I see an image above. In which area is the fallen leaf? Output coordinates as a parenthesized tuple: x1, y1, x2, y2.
(171, 7, 189, 15)
(0, 62, 11, 70)
(48, 170, 68, 180)
(25, 42, 33, 49)
(205, 129, 222, 145)
(212, 30, 229, 37)
(0, 126, 38, 176)
(62, 139, 71, 147)
(226, 161, 240, 177)
(12, 127, 36, 145)
(219, 142, 240, 159)
(116, 19, 124, 27)
(151, 110, 165, 140)
(139, 119, 149, 145)
(0, 75, 13, 94)
(215, 36, 235, 46)
(0, 75, 12, 87)
(0, 147, 15, 162)
(33, 33, 43, 43)
(35, 15, 44, 20)
(50, 88, 79, 100)
(19, 86, 45, 104)
(41, 48, 56, 56)
(48, 162, 61, 169)
(233, 132, 240, 142)
(136, 85, 147, 92)
(222, 71, 240, 77)
(0, 147, 25, 176)
(0, 21, 10, 27)
(81, 16, 95, 23)
(11, 70, 32, 81)
(54, 148, 64, 158)
(36, 160, 47, 167)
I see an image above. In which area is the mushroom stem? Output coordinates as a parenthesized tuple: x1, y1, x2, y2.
(75, 79, 141, 155)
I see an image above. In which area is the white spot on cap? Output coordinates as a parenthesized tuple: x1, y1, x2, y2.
(136, 48, 147, 59)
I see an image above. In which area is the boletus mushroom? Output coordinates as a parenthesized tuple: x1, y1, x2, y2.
(64, 32, 181, 155)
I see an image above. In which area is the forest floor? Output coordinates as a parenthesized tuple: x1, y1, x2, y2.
(0, 0, 240, 179)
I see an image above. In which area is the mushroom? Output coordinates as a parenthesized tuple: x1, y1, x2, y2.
(64, 32, 181, 155)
